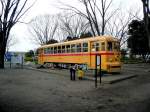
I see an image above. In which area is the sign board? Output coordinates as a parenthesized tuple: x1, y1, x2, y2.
(11, 53, 23, 64)
(5, 52, 12, 61)
(96, 55, 100, 66)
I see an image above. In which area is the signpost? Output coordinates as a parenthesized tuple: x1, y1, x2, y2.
(99, 55, 102, 84)
(95, 54, 102, 88)
(95, 54, 98, 88)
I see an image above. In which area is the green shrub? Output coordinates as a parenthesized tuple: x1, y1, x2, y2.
(122, 57, 143, 64)
(24, 57, 33, 62)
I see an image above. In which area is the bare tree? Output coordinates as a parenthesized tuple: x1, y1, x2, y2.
(28, 15, 59, 45)
(58, 12, 89, 40)
(106, 9, 141, 47)
(141, 0, 150, 49)
(6, 34, 18, 52)
(0, 0, 35, 68)
(58, 0, 118, 36)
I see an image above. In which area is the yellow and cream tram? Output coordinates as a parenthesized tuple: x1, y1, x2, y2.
(37, 36, 121, 73)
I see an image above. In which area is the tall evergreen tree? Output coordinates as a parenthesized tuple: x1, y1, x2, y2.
(128, 20, 150, 60)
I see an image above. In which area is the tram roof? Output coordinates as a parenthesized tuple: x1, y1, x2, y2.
(39, 36, 119, 49)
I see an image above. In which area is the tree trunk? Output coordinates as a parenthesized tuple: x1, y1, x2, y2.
(0, 46, 5, 69)
(147, 31, 150, 50)
(0, 35, 6, 69)
(142, 0, 150, 49)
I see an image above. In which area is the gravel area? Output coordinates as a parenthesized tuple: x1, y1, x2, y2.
(0, 63, 150, 112)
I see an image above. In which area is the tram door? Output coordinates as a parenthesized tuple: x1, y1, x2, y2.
(90, 41, 100, 68)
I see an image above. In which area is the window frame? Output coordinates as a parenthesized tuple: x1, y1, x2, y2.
(107, 41, 113, 51)
(114, 42, 120, 51)
(101, 42, 105, 51)
(77, 43, 82, 52)
(62, 45, 66, 53)
(82, 42, 88, 52)
(58, 46, 61, 53)
(71, 44, 76, 53)
(66, 44, 71, 53)
(54, 46, 57, 54)
(91, 41, 100, 52)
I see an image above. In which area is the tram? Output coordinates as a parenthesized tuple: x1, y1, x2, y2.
(37, 36, 121, 73)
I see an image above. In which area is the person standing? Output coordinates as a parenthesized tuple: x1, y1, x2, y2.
(70, 65, 73, 80)
(70, 64, 77, 80)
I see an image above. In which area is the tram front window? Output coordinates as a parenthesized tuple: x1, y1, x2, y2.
(114, 42, 120, 51)
(107, 42, 113, 51)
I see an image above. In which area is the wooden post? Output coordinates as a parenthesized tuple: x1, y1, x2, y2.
(99, 55, 102, 84)
(95, 54, 98, 88)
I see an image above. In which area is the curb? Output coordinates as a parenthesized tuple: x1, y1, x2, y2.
(25, 67, 67, 75)
(24, 67, 137, 84)
(108, 75, 138, 84)
(25, 67, 95, 80)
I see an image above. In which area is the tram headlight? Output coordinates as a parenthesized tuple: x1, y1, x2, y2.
(115, 55, 120, 61)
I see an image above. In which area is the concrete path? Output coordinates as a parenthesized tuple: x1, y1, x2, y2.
(86, 74, 137, 84)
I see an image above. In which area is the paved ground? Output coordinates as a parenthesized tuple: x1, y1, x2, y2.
(0, 63, 150, 112)
(26, 66, 137, 84)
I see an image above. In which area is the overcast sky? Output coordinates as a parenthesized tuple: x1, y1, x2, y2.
(9, 0, 143, 52)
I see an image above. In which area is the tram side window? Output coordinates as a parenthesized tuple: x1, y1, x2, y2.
(48, 47, 51, 54)
(107, 42, 112, 51)
(95, 43, 100, 51)
(44, 48, 46, 54)
(50, 47, 53, 54)
(101, 42, 105, 51)
(54, 46, 57, 54)
(83, 43, 88, 52)
(92, 42, 99, 52)
(58, 46, 61, 53)
(44, 48, 48, 54)
(91, 43, 95, 52)
(66, 45, 70, 53)
(47, 48, 49, 54)
(71, 44, 76, 53)
(47, 48, 50, 54)
(77, 43, 81, 52)
(62, 46, 65, 53)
